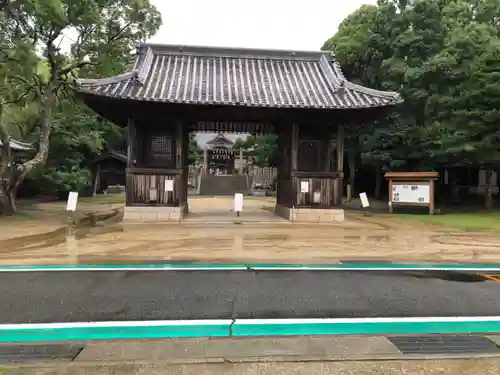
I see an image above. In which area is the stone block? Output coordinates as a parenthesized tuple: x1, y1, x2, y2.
(274, 204, 345, 223)
(123, 206, 185, 222)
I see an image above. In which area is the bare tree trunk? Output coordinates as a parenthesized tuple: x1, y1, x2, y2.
(1, 183, 17, 214)
(374, 167, 382, 200)
(485, 169, 494, 209)
(0, 102, 16, 215)
(9, 74, 56, 206)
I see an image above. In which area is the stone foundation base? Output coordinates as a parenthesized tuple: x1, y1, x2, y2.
(275, 204, 345, 223)
(123, 204, 188, 222)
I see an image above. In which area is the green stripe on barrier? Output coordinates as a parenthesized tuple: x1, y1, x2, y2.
(232, 319, 500, 337)
(1, 263, 500, 272)
(1, 318, 500, 342)
(0, 322, 232, 342)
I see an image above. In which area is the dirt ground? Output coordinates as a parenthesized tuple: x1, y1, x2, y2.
(13, 359, 500, 375)
(0, 196, 499, 265)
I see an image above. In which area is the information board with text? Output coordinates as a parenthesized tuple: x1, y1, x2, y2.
(391, 184, 430, 204)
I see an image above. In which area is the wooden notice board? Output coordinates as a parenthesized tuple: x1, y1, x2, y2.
(384, 172, 440, 215)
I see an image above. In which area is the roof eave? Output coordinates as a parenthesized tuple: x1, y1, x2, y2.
(75, 71, 138, 89)
(0, 139, 34, 151)
(345, 81, 402, 101)
(76, 89, 403, 110)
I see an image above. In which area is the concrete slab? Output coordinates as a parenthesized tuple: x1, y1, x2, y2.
(486, 335, 500, 346)
(75, 336, 402, 363)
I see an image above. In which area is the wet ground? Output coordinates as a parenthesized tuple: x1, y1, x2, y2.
(1, 270, 500, 323)
(0, 196, 500, 265)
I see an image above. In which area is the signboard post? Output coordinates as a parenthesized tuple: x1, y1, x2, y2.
(234, 193, 243, 220)
(66, 191, 79, 225)
(66, 191, 78, 212)
(384, 172, 439, 215)
(359, 192, 370, 208)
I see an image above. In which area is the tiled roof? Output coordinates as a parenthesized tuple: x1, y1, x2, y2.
(76, 44, 402, 110)
(91, 150, 127, 164)
(205, 132, 234, 147)
(0, 139, 33, 151)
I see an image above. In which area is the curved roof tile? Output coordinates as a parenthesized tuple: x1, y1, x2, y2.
(76, 43, 402, 110)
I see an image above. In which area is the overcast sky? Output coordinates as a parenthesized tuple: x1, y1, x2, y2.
(148, 0, 375, 51)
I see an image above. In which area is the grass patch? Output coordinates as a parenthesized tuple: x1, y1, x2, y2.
(396, 211, 500, 231)
(79, 193, 125, 204)
(0, 210, 39, 223)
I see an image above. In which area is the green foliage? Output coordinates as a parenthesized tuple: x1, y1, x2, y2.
(0, 0, 161, 209)
(323, 0, 500, 173)
(234, 134, 278, 167)
(188, 133, 201, 165)
(42, 165, 91, 198)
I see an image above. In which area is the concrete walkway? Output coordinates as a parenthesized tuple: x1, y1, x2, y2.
(5, 336, 500, 374)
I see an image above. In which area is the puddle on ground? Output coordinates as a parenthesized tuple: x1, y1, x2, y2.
(364, 270, 489, 283)
(0, 209, 122, 252)
(2, 205, 500, 265)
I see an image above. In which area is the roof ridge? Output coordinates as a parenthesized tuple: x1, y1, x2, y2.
(137, 43, 332, 61)
(136, 47, 154, 84)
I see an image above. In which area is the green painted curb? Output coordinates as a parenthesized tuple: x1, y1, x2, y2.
(247, 264, 500, 270)
(1, 263, 500, 271)
(0, 323, 231, 342)
(232, 320, 500, 337)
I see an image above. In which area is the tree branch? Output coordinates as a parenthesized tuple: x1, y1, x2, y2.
(58, 61, 91, 77)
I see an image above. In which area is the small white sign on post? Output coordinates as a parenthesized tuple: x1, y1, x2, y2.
(300, 180, 309, 193)
(165, 178, 174, 192)
(66, 191, 79, 212)
(234, 193, 244, 217)
(359, 192, 370, 208)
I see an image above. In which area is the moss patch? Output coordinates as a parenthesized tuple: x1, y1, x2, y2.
(396, 211, 500, 231)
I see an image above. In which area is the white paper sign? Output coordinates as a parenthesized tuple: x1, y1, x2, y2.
(149, 188, 157, 201)
(392, 184, 430, 204)
(234, 193, 244, 212)
(165, 178, 174, 192)
(66, 191, 79, 212)
(313, 191, 321, 203)
(300, 180, 309, 193)
(359, 192, 370, 207)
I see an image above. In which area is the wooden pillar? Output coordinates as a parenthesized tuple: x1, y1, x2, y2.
(336, 124, 345, 205)
(182, 126, 189, 210)
(291, 123, 299, 172)
(203, 148, 208, 173)
(125, 119, 136, 206)
(291, 123, 299, 207)
(174, 121, 187, 207)
(92, 164, 100, 196)
(127, 119, 136, 168)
